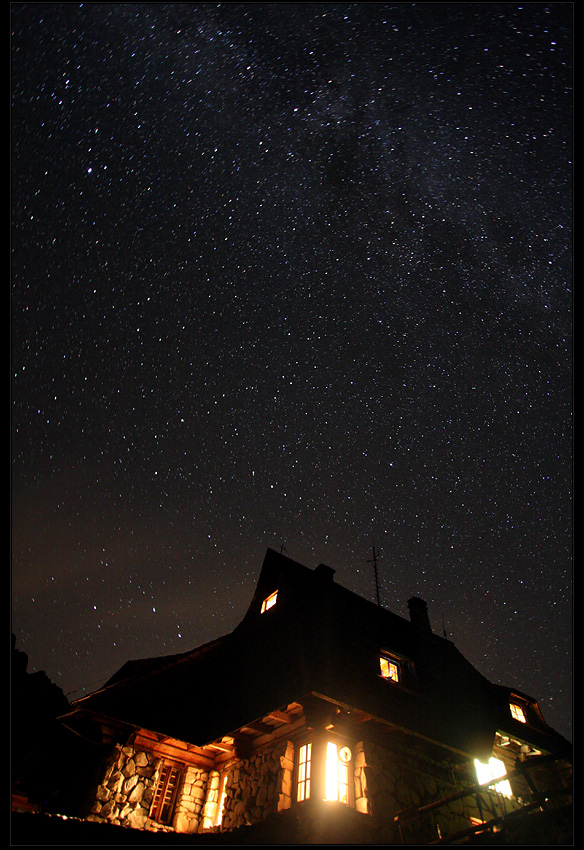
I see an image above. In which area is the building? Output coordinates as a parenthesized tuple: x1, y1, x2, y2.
(61, 548, 572, 844)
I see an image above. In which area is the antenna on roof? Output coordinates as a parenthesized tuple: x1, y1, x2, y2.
(279, 542, 287, 554)
(367, 546, 382, 607)
(442, 612, 449, 639)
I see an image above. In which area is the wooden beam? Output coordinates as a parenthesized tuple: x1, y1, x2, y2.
(132, 731, 216, 769)
(266, 709, 291, 724)
(208, 741, 236, 754)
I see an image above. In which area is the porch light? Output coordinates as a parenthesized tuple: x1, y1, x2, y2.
(474, 757, 512, 798)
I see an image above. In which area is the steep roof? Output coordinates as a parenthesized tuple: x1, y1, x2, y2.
(67, 549, 569, 760)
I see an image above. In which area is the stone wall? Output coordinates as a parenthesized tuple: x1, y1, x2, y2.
(352, 740, 370, 815)
(77, 728, 569, 843)
(357, 738, 521, 844)
(86, 744, 162, 831)
(85, 743, 208, 834)
(220, 739, 295, 831)
(85, 739, 296, 836)
(87, 733, 522, 842)
(172, 764, 209, 834)
(199, 769, 223, 831)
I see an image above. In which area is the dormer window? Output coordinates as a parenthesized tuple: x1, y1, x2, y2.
(507, 693, 546, 729)
(510, 701, 527, 723)
(261, 590, 278, 613)
(379, 651, 401, 683)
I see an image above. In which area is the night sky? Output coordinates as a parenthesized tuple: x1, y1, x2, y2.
(11, 3, 572, 742)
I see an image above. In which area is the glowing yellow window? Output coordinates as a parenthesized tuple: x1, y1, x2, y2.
(325, 742, 352, 804)
(510, 702, 527, 723)
(261, 590, 278, 613)
(474, 757, 512, 798)
(296, 742, 311, 801)
(380, 653, 400, 682)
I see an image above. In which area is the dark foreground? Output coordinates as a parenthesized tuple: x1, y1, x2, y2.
(11, 803, 573, 846)
(11, 806, 388, 846)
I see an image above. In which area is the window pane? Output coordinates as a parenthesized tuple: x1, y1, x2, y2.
(261, 590, 278, 613)
(324, 742, 352, 804)
(325, 741, 339, 801)
(297, 743, 311, 801)
(338, 759, 349, 804)
(380, 655, 400, 681)
(510, 702, 527, 723)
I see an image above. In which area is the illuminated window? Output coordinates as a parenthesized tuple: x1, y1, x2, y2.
(510, 702, 527, 723)
(324, 742, 352, 804)
(150, 762, 183, 824)
(296, 742, 311, 801)
(380, 652, 400, 682)
(261, 590, 278, 613)
(474, 757, 512, 798)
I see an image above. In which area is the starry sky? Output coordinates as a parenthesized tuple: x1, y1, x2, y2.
(11, 3, 572, 742)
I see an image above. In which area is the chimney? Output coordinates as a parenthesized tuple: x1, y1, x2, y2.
(408, 596, 432, 634)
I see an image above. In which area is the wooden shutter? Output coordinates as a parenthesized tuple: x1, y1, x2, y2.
(150, 763, 182, 824)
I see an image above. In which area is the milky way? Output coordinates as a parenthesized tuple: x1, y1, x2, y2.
(11, 3, 572, 740)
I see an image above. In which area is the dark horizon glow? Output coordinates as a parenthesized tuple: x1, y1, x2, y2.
(11, 3, 572, 741)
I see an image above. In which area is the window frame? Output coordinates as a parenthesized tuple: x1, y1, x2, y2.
(260, 590, 278, 613)
(294, 735, 355, 808)
(324, 740, 354, 805)
(379, 648, 413, 686)
(149, 760, 184, 825)
(295, 740, 312, 802)
(507, 692, 546, 728)
(509, 701, 527, 724)
(379, 651, 401, 683)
